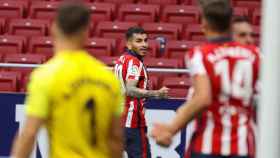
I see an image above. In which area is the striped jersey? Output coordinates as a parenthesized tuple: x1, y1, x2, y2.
(114, 50, 148, 128)
(186, 40, 260, 157)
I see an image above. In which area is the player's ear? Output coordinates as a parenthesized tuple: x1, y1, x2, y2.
(201, 17, 208, 35)
(126, 39, 132, 50)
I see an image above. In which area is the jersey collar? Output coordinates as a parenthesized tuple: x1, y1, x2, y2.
(207, 36, 233, 43)
(126, 49, 144, 62)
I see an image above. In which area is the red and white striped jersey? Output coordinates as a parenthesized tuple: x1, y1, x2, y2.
(186, 40, 260, 157)
(114, 50, 148, 128)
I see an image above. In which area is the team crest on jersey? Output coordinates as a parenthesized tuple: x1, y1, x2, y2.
(130, 65, 139, 76)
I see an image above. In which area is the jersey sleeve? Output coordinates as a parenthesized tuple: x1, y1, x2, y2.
(126, 58, 142, 81)
(25, 69, 51, 119)
(186, 47, 207, 77)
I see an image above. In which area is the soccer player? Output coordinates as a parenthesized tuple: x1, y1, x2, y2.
(152, 1, 260, 158)
(11, 2, 124, 158)
(232, 16, 255, 45)
(114, 27, 169, 158)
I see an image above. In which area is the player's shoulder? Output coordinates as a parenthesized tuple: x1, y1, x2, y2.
(117, 53, 141, 65)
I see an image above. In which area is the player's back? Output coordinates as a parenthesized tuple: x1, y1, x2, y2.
(27, 50, 122, 158)
(187, 41, 260, 156)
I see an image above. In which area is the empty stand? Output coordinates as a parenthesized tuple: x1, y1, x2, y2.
(85, 37, 116, 57)
(117, 39, 158, 57)
(232, 0, 261, 11)
(0, 35, 26, 55)
(96, 0, 135, 5)
(233, 7, 249, 17)
(142, 22, 182, 40)
(118, 4, 159, 23)
(8, 19, 49, 37)
(162, 5, 200, 25)
(97, 56, 118, 66)
(0, 71, 19, 92)
(168, 88, 188, 98)
(252, 9, 260, 25)
(162, 76, 191, 89)
(0, 0, 26, 19)
(87, 2, 116, 22)
(164, 40, 202, 59)
(29, 1, 60, 20)
(95, 21, 138, 39)
(148, 75, 159, 90)
(144, 57, 181, 68)
(4, 53, 46, 64)
(0, 18, 5, 34)
(183, 24, 205, 41)
(28, 36, 53, 58)
(144, 0, 178, 5)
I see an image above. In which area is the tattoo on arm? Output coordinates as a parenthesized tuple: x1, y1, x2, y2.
(126, 79, 158, 98)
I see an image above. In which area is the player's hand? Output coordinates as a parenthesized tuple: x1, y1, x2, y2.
(151, 123, 173, 147)
(157, 86, 169, 99)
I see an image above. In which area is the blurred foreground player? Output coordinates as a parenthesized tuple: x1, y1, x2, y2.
(11, 2, 124, 158)
(114, 27, 169, 158)
(152, 1, 260, 158)
(232, 16, 255, 45)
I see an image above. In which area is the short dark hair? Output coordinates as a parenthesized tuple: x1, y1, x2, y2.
(202, 1, 232, 32)
(232, 16, 251, 24)
(55, 1, 90, 36)
(126, 27, 146, 40)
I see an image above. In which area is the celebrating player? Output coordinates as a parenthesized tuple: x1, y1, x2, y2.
(152, 1, 260, 158)
(114, 26, 169, 158)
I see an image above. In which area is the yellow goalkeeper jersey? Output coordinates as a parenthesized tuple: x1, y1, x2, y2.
(25, 50, 123, 158)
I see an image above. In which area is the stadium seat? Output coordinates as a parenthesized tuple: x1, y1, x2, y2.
(164, 40, 202, 59)
(0, 71, 19, 92)
(0, 35, 26, 55)
(29, 1, 60, 20)
(233, 7, 249, 17)
(180, 0, 199, 5)
(0, 0, 26, 19)
(168, 88, 188, 98)
(85, 37, 116, 57)
(183, 24, 205, 41)
(144, 57, 181, 68)
(118, 4, 159, 23)
(147, 75, 159, 90)
(142, 22, 182, 40)
(161, 5, 200, 25)
(252, 25, 260, 44)
(0, 18, 5, 34)
(4, 53, 47, 64)
(87, 2, 116, 22)
(8, 19, 49, 37)
(232, 0, 261, 11)
(96, 0, 135, 5)
(144, 0, 178, 5)
(28, 36, 53, 58)
(162, 76, 191, 89)
(97, 56, 118, 66)
(95, 21, 138, 39)
(117, 39, 158, 57)
(252, 9, 260, 25)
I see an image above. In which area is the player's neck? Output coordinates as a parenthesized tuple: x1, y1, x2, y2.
(54, 39, 83, 53)
(206, 31, 230, 40)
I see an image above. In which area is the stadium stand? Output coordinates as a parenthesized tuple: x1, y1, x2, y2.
(0, 0, 262, 97)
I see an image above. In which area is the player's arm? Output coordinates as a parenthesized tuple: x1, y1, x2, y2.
(11, 116, 45, 158)
(126, 79, 169, 99)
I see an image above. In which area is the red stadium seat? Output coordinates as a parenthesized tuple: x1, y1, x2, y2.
(95, 21, 138, 39)
(162, 76, 191, 89)
(144, 0, 178, 5)
(0, 35, 26, 56)
(96, 0, 135, 5)
(4, 53, 47, 64)
(252, 25, 260, 44)
(0, 18, 5, 34)
(8, 19, 49, 37)
(97, 56, 118, 66)
(148, 75, 159, 90)
(142, 22, 182, 40)
(117, 39, 158, 57)
(168, 88, 188, 98)
(180, 0, 199, 5)
(0, 0, 26, 19)
(232, 0, 261, 11)
(118, 4, 159, 23)
(162, 5, 200, 25)
(87, 2, 116, 22)
(28, 36, 53, 58)
(252, 9, 260, 25)
(85, 38, 116, 57)
(183, 24, 205, 41)
(29, 1, 60, 20)
(0, 71, 19, 92)
(164, 40, 202, 59)
(233, 7, 249, 17)
(144, 57, 181, 68)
